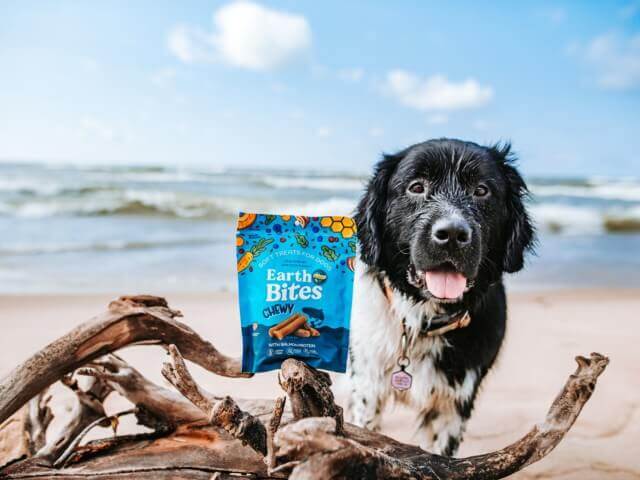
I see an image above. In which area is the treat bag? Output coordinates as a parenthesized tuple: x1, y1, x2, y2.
(236, 213, 357, 373)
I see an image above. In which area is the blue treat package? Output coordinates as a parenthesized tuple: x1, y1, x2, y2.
(236, 213, 357, 373)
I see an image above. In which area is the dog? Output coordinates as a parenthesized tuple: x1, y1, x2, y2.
(347, 138, 534, 456)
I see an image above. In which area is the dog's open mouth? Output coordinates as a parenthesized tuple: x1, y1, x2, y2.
(408, 262, 471, 301)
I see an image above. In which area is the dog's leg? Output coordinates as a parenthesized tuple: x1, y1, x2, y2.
(417, 370, 480, 456)
(417, 402, 467, 456)
(346, 351, 387, 431)
(347, 377, 387, 431)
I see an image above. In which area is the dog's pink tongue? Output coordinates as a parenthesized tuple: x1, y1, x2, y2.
(424, 271, 467, 299)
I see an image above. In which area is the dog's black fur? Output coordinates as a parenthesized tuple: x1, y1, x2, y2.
(354, 138, 535, 449)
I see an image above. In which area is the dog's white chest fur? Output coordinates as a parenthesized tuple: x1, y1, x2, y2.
(350, 260, 449, 406)
(347, 258, 478, 454)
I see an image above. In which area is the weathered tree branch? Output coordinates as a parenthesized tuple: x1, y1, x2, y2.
(278, 359, 344, 435)
(2, 423, 276, 479)
(266, 396, 286, 471)
(272, 353, 609, 479)
(0, 407, 31, 466)
(25, 390, 53, 454)
(0, 295, 249, 425)
(161, 344, 268, 456)
(443, 352, 610, 479)
(77, 354, 276, 426)
(35, 374, 113, 463)
(77, 354, 203, 427)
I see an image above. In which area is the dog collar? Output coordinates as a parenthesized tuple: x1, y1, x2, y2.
(380, 276, 471, 337)
(381, 276, 472, 392)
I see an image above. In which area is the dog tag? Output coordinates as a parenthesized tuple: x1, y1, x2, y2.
(391, 367, 412, 391)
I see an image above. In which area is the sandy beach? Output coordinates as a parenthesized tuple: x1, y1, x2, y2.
(1, 289, 638, 479)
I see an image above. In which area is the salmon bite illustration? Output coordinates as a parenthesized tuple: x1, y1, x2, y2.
(236, 212, 356, 373)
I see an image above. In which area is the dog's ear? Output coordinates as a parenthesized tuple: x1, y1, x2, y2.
(355, 152, 403, 267)
(491, 143, 536, 273)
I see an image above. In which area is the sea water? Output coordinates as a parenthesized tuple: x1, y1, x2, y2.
(0, 162, 639, 293)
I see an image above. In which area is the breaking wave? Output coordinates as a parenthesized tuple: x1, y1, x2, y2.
(0, 189, 358, 220)
(1, 163, 639, 233)
(0, 237, 217, 256)
(530, 204, 640, 234)
(530, 181, 640, 202)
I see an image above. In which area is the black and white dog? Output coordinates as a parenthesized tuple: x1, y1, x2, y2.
(347, 138, 534, 456)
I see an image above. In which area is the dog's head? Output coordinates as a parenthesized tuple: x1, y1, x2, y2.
(355, 138, 535, 304)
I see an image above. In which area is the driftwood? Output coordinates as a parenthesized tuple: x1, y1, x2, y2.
(161, 344, 269, 456)
(0, 295, 609, 479)
(0, 295, 249, 427)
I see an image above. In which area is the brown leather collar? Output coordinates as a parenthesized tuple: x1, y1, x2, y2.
(381, 277, 471, 337)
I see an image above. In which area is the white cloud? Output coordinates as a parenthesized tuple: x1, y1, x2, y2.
(215, 1, 311, 70)
(167, 1, 311, 71)
(167, 25, 215, 63)
(337, 67, 364, 83)
(316, 126, 331, 138)
(427, 114, 448, 125)
(384, 70, 494, 111)
(581, 33, 640, 90)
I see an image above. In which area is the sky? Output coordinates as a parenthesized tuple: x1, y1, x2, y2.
(0, 1, 639, 176)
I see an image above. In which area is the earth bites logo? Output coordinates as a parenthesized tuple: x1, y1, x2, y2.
(265, 268, 324, 301)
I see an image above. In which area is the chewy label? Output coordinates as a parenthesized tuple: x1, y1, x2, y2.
(236, 213, 356, 373)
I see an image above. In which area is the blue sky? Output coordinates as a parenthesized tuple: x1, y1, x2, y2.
(1, 1, 639, 176)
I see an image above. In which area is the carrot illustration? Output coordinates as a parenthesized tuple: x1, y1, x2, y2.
(237, 237, 274, 272)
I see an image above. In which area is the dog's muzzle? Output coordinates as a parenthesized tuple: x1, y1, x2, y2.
(409, 213, 481, 301)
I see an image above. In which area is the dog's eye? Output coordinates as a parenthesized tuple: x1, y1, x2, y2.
(407, 181, 425, 195)
(473, 184, 490, 198)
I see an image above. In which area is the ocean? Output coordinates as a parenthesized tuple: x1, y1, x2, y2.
(1, 162, 639, 293)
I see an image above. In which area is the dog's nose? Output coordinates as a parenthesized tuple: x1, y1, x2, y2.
(431, 217, 472, 248)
